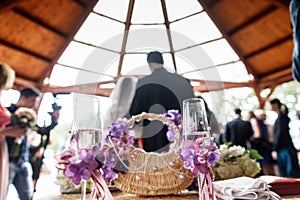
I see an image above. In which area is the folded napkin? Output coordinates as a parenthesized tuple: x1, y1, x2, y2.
(213, 176, 280, 200)
(259, 175, 300, 196)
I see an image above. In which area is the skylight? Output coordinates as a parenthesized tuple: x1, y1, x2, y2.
(50, 0, 249, 88)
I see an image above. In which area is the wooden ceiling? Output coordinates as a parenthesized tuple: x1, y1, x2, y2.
(0, 0, 294, 97)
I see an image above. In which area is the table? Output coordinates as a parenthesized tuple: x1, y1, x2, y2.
(35, 190, 300, 200)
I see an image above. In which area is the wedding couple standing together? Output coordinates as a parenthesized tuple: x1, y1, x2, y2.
(103, 51, 195, 152)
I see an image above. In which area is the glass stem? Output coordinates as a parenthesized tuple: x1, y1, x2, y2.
(81, 180, 87, 200)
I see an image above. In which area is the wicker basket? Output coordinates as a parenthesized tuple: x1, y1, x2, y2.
(114, 113, 194, 196)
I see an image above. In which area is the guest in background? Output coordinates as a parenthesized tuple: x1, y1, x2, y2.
(269, 98, 300, 177)
(0, 63, 26, 200)
(248, 110, 275, 175)
(130, 51, 195, 152)
(257, 110, 274, 146)
(6, 87, 40, 200)
(223, 108, 253, 149)
(196, 96, 220, 135)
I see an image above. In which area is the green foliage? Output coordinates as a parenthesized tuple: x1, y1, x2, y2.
(248, 149, 263, 160)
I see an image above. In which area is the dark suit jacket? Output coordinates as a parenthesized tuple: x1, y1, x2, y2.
(224, 117, 254, 149)
(130, 67, 195, 152)
(273, 112, 295, 151)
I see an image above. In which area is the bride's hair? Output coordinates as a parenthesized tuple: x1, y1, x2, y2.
(112, 77, 137, 107)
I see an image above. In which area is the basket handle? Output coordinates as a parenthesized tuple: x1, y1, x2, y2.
(128, 112, 181, 151)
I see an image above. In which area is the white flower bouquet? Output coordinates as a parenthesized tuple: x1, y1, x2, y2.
(213, 144, 262, 180)
(12, 107, 37, 130)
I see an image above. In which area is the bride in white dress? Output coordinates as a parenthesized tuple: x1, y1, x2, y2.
(103, 76, 141, 137)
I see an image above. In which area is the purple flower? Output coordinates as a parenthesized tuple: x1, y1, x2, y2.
(166, 127, 176, 142)
(102, 166, 118, 184)
(106, 118, 135, 149)
(165, 110, 182, 126)
(165, 110, 182, 142)
(64, 161, 92, 185)
(178, 138, 220, 177)
(57, 118, 135, 185)
(207, 151, 220, 166)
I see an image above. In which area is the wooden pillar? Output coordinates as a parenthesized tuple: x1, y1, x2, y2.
(253, 85, 276, 109)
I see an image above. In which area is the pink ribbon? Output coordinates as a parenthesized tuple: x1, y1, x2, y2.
(199, 167, 216, 200)
(89, 170, 114, 200)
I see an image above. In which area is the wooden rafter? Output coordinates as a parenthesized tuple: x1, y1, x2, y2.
(38, 0, 99, 86)
(116, 0, 135, 77)
(14, 77, 39, 88)
(258, 66, 292, 86)
(12, 7, 68, 38)
(206, 0, 220, 8)
(170, 11, 204, 24)
(41, 80, 116, 96)
(227, 5, 278, 36)
(273, 0, 291, 7)
(197, 0, 259, 81)
(191, 79, 251, 92)
(42, 85, 113, 97)
(0, 38, 51, 62)
(161, 0, 177, 71)
(245, 34, 293, 59)
(72, 0, 88, 8)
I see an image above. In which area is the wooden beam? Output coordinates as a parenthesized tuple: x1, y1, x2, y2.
(92, 11, 125, 24)
(258, 67, 292, 88)
(12, 7, 68, 38)
(206, 0, 220, 8)
(0, 0, 17, 11)
(259, 74, 292, 90)
(72, 0, 88, 8)
(260, 64, 292, 80)
(253, 85, 277, 109)
(245, 34, 293, 59)
(170, 11, 204, 24)
(197, 0, 259, 81)
(14, 76, 38, 88)
(116, 0, 135, 77)
(273, 0, 290, 7)
(161, 0, 177, 71)
(41, 83, 113, 97)
(192, 79, 251, 92)
(38, 0, 99, 86)
(0, 38, 51, 62)
(227, 5, 278, 36)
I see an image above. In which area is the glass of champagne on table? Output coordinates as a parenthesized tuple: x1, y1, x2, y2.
(182, 98, 211, 200)
(71, 95, 102, 200)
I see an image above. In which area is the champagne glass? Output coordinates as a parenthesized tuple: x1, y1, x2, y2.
(182, 98, 210, 200)
(183, 98, 210, 140)
(71, 95, 102, 200)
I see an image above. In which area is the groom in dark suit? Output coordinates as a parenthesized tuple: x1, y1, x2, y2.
(130, 51, 195, 152)
(224, 108, 254, 149)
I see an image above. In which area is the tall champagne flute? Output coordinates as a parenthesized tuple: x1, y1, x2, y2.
(183, 98, 210, 200)
(71, 95, 102, 200)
